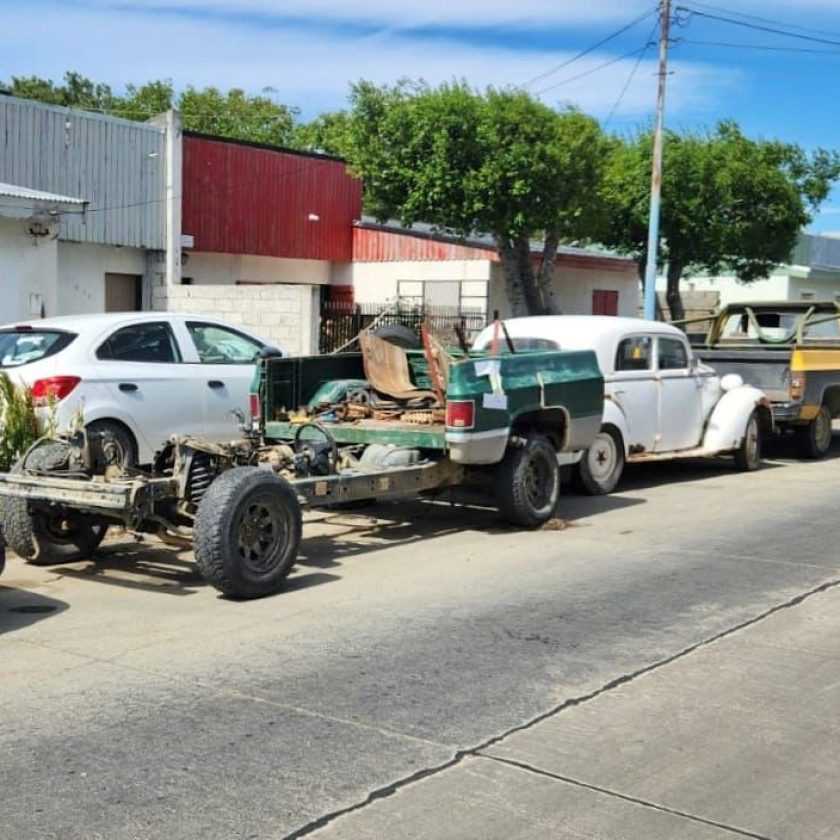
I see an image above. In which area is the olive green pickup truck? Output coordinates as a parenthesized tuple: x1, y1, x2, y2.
(0, 331, 604, 598)
(690, 300, 840, 458)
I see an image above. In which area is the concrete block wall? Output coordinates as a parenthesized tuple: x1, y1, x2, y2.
(152, 283, 320, 356)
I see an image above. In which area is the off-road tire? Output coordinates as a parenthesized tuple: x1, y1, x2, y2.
(496, 434, 560, 528)
(87, 420, 137, 469)
(372, 324, 422, 350)
(576, 425, 625, 495)
(796, 405, 832, 459)
(734, 410, 762, 471)
(4, 442, 108, 565)
(194, 467, 302, 599)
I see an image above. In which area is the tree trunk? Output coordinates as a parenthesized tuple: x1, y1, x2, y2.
(535, 232, 560, 315)
(495, 236, 542, 316)
(665, 260, 685, 323)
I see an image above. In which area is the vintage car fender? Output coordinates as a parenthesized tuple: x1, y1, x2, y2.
(600, 397, 632, 455)
(701, 384, 771, 452)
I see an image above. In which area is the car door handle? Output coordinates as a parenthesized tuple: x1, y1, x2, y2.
(613, 389, 626, 395)
(118, 382, 138, 392)
(207, 380, 225, 389)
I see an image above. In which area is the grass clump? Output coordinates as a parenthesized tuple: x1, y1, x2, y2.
(0, 372, 40, 473)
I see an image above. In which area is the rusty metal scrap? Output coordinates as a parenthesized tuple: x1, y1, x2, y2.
(359, 330, 438, 403)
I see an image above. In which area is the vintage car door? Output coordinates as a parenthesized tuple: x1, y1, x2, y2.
(609, 334, 658, 453)
(655, 335, 708, 451)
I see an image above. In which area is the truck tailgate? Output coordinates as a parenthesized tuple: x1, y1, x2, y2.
(695, 348, 791, 401)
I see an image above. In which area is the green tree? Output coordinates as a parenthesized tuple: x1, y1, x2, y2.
(600, 121, 840, 321)
(6, 71, 116, 112)
(293, 111, 353, 157)
(345, 80, 609, 315)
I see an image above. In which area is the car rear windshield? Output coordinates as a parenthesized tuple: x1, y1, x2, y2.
(0, 329, 77, 368)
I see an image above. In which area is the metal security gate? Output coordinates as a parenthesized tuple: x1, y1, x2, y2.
(319, 302, 488, 353)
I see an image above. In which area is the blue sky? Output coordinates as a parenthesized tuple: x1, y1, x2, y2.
(2, 0, 839, 232)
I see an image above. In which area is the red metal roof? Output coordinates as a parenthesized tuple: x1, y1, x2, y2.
(353, 224, 633, 273)
(182, 135, 362, 261)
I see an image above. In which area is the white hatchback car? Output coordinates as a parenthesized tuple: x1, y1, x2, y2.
(473, 316, 772, 494)
(0, 312, 279, 465)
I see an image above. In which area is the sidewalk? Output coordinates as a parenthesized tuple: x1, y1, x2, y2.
(306, 582, 840, 840)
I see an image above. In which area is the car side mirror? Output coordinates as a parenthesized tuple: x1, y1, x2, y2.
(259, 346, 284, 359)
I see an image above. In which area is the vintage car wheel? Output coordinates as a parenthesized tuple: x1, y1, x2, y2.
(194, 467, 302, 599)
(796, 405, 832, 459)
(496, 434, 560, 528)
(4, 442, 109, 565)
(576, 426, 625, 495)
(733, 410, 762, 471)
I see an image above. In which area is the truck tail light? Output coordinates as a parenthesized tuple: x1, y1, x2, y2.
(249, 392, 261, 422)
(31, 376, 81, 405)
(446, 400, 475, 429)
(790, 373, 806, 400)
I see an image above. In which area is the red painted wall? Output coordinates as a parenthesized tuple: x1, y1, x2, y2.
(182, 135, 362, 261)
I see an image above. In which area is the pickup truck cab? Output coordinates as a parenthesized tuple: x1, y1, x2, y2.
(474, 316, 772, 494)
(690, 301, 840, 458)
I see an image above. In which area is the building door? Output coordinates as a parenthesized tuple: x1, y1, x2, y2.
(105, 273, 142, 312)
(593, 289, 619, 316)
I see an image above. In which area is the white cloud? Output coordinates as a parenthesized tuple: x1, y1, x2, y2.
(0, 2, 738, 123)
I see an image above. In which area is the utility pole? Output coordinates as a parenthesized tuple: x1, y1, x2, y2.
(642, 0, 672, 321)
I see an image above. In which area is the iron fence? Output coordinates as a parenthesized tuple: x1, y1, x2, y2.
(319, 302, 488, 353)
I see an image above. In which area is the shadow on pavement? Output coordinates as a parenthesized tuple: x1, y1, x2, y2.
(0, 584, 68, 635)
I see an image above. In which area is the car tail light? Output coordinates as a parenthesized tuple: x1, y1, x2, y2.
(446, 400, 475, 429)
(249, 392, 261, 422)
(31, 376, 81, 405)
(790, 373, 806, 400)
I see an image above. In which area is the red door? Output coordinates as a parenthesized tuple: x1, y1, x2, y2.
(593, 289, 618, 316)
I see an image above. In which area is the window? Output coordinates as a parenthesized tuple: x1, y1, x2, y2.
(397, 280, 488, 317)
(97, 323, 180, 363)
(615, 336, 651, 371)
(0, 330, 76, 368)
(187, 321, 264, 364)
(658, 337, 688, 370)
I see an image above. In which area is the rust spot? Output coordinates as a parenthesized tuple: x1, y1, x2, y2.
(628, 443, 646, 454)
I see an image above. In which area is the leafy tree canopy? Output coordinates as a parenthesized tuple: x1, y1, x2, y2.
(343, 79, 610, 315)
(599, 121, 840, 320)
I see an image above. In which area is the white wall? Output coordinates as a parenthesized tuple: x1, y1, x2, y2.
(184, 252, 332, 286)
(343, 259, 493, 303)
(488, 263, 639, 318)
(0, 217, 59, 324)
(660, 271, 791, 306)
(153, 282, 320, 355)
(56, 241, 147, 314)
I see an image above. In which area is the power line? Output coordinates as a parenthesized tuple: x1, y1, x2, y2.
(678, 38, 840, 55)
(533, 45, 651, 97)
(520, 6, 658, 89)
(680, 1, 840, 41)
(604, 19, 660, 128)
(676, 5, 840, 49)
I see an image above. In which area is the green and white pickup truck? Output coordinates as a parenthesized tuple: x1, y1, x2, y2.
(0, 331, 604, 597)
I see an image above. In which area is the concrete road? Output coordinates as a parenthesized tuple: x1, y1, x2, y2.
(2, 440, 840, 839)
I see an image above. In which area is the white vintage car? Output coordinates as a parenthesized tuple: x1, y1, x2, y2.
(473, 316, 773, 494)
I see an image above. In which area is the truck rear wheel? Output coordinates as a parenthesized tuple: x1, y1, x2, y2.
(496, 434, 560, 528)
(796, 405, 832, 459)
(194, 467, 302, 599)
(576, 425, 624, 495)
(4, 442, 108, 565)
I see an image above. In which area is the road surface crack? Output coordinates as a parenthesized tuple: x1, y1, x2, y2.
(282, 576, 840, 839)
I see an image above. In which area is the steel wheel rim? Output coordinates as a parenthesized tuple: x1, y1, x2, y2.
(744, 417, 759, 464)
(524, 451, 554, 511)
(235, 495, 289, 573)
(587, 433, 618, 482)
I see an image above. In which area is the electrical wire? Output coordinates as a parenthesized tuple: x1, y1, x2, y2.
(679, 38, 840, 56)
(676, 5, 840, 49)
(520, 5, 658, 89)
(533, 45, 651, 97)
(679, 0, 840, 41)
(603, 19, 660, 129)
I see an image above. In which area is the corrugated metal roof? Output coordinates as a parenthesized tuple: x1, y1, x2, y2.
(356, 216, 633, 264)
(0, 182, 86, 205)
